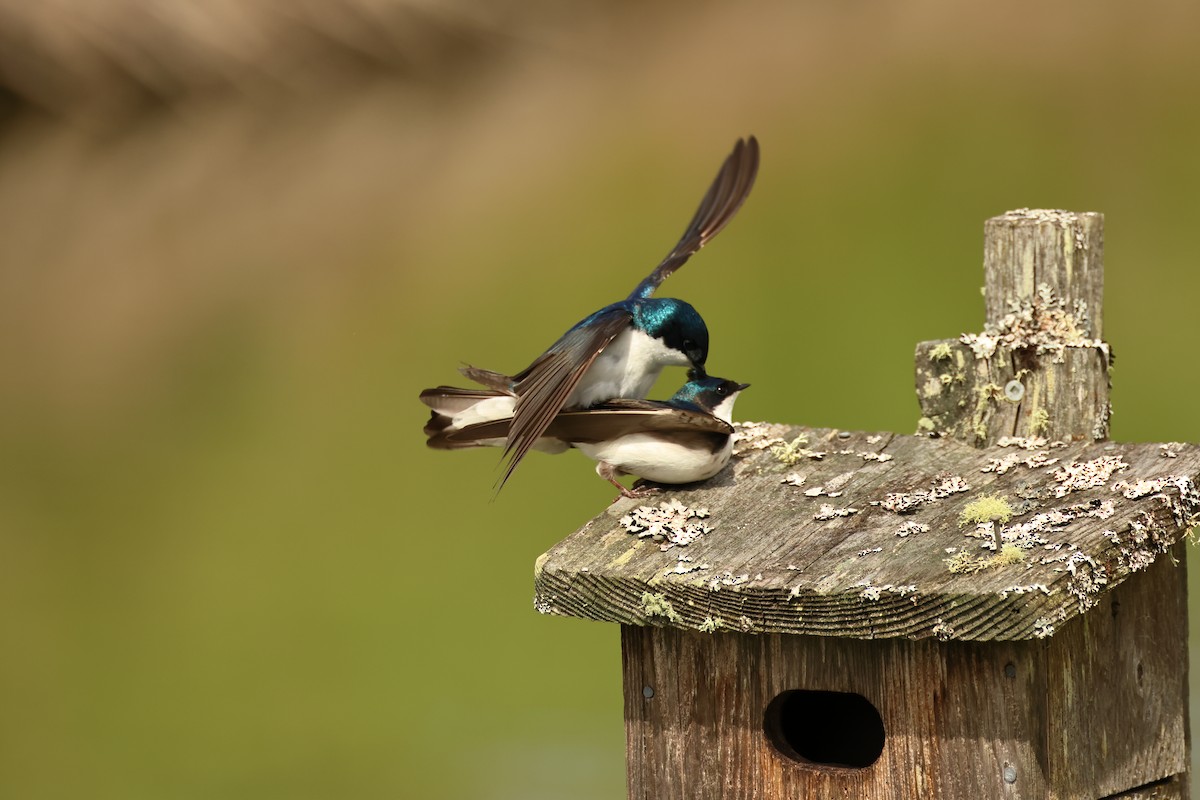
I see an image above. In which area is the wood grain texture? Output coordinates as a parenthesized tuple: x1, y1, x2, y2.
(542, 208, 1193, 799)
(915, 340, 1111, 446)
(1045, 541, 1189, 799)
(535, 428, 1199, 641)
(917, 210, 1110, 447)
(623, 625, 1049, 800)
(621, 545, 1188, 799)
(983, 210, 1104, 338)
(1106, 775, 1190, 799)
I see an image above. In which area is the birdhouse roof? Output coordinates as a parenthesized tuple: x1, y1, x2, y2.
(534, 424, 1200, 641)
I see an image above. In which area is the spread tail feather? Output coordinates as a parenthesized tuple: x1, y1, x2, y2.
(426, 419, 498, 450)
(420, 385, 512, 415)
(420, 384, 519, 450)
(458, 364, 513, 391)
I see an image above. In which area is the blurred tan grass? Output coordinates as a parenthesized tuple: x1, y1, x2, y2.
(2, 2, 1200, 799)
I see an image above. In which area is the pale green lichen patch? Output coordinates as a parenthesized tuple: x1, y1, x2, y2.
(698, 616, 724, 633)
(930, 342, 954, 361)
(771, 434, 825, 465)
(1030, 407, 1050, 436)
(641, 592, 682, 624)
(992, 543, 1026, 565)
(959, 494, 1015, 527)
(944, 543, 1026, 574)
(971, 383, 1004, 440)
(945, 551, 988, 574)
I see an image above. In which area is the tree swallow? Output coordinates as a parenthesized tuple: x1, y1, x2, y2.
(423, 374, 749, 497)
(443, 136, 759, 488)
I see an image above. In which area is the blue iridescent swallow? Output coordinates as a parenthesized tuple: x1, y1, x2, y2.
(423, 136, 759, 488)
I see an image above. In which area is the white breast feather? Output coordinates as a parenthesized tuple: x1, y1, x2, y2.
(575, 388, 743, 484)
(569, 328, 690, 408)
(577, 435, 731, 484)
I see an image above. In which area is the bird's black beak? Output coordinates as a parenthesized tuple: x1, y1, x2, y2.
(737, 382, 751, 392)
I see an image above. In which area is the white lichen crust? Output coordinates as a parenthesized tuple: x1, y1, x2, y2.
(619, 498, 713, 550)
(534, 425, 1200, 643)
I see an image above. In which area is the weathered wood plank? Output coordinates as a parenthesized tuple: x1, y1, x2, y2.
(983, 210, 1104, 339)
(915, 341, 1111, 445)
(623, 625, 1052, 799)
(1045, 541, 1189, 799)
(1105, 775, 1190, 799)
(916, 210, 1110, 446)
(535, 427, 1200, 641)
(621, 546, 1189, 800)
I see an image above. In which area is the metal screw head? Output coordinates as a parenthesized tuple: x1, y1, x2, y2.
(837, 431, 851, 440)
(1003, 764, 1017, 784)
(642, 685, 655, 699)
(1004, 380, 1025, 402)
(1004, 662, 1016, 679)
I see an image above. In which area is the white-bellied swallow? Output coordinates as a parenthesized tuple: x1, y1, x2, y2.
(423, 373, 749, 497)
(441, 136, 759, 489)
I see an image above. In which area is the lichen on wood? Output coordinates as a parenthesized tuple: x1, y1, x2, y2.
(534, 209, 1197, 648)
(915, 211, 1110, 446)
(534, 426, 1200, 642)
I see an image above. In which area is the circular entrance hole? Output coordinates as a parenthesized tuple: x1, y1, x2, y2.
(764, 690, 885, 768)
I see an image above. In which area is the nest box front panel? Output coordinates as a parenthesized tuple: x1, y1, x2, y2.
(622, 626, 1049, 800)
(620, 544, 1187, 800)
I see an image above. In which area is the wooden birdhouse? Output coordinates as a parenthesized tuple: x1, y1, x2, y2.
(534, 211, 1199, 799)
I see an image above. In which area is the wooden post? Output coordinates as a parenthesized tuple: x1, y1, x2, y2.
(535, 210, 1197, 800)
(915, 210, 1111, 446)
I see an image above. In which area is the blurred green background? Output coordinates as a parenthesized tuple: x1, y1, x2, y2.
(1, 1, 1198, 797)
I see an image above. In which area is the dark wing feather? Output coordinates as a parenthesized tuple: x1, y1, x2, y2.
(627, 136, 760, 301)
(427, 427, 498, 450)
(498, 307, 633, 488)
(544, 405, 734, 442)
(443, 404, 732, 448)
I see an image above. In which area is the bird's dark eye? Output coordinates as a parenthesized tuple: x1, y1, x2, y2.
(717, 385, 729, 396)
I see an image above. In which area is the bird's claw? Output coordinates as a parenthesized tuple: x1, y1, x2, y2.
(623, 480, 661, 499)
